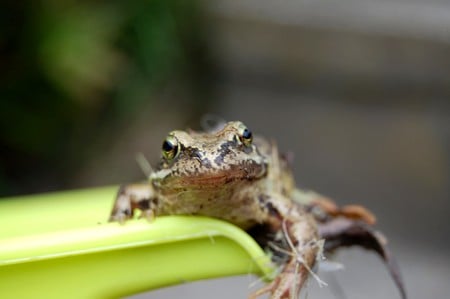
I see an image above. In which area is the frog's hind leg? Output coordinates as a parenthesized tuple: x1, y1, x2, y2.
(293, 189, 376, 225)
(249, 208, 322, 299)
(109, 183, 156, 223)
(319, 217, 407, 299)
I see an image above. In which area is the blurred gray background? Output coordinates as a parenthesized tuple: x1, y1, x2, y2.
(1, 0, 449, 298)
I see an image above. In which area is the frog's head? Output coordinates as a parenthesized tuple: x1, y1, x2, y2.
(151, 121, 267, 190)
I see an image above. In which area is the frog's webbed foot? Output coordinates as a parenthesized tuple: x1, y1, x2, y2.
(250, 207, 322, 299)
(109, 183, 156, 223)
(319, 217, 407, 299)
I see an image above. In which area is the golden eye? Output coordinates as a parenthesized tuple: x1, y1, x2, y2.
(162, 135, 180, 160)
(238, 125, 253, 146)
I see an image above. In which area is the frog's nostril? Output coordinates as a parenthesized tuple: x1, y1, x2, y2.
(191, 150, 201, 159)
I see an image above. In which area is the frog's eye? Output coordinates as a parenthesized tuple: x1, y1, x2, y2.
(162, 135, 180, 160)
(237, 126, 253, 146)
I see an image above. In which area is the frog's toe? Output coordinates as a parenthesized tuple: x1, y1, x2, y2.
(138, 209, 155, 222)
(249, 269, 308, 299)
(248, 276, 290, 299)
(248, 279, 275, 299)
(109, 186, 134, 223)
(339, 204, 377, 225)
(109, 206, 133, 223)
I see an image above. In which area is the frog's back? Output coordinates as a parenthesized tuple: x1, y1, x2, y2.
(253, 136, 297, 199)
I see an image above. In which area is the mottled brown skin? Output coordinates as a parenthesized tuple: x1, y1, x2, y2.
(110, 121, 406, 299)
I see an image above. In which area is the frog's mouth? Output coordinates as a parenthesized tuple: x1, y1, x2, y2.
(155, 162, 267, 190)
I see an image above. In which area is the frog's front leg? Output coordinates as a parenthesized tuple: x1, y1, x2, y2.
(109, 183, 157, 223)
(250, 201, 321, 299)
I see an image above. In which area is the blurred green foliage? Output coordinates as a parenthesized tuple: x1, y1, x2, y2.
(0, 0, 210, 195)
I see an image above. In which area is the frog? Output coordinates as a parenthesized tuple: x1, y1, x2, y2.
(109, 121, 406, 299)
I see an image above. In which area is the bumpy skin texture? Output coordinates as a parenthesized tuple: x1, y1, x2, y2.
(109, 121, 406, 299)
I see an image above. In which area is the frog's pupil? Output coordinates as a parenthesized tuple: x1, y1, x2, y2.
(162, 140, 174, 152)
(242, 129, 252, 140)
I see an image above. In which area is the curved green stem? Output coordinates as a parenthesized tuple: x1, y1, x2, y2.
(0, 187, 274, 299)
